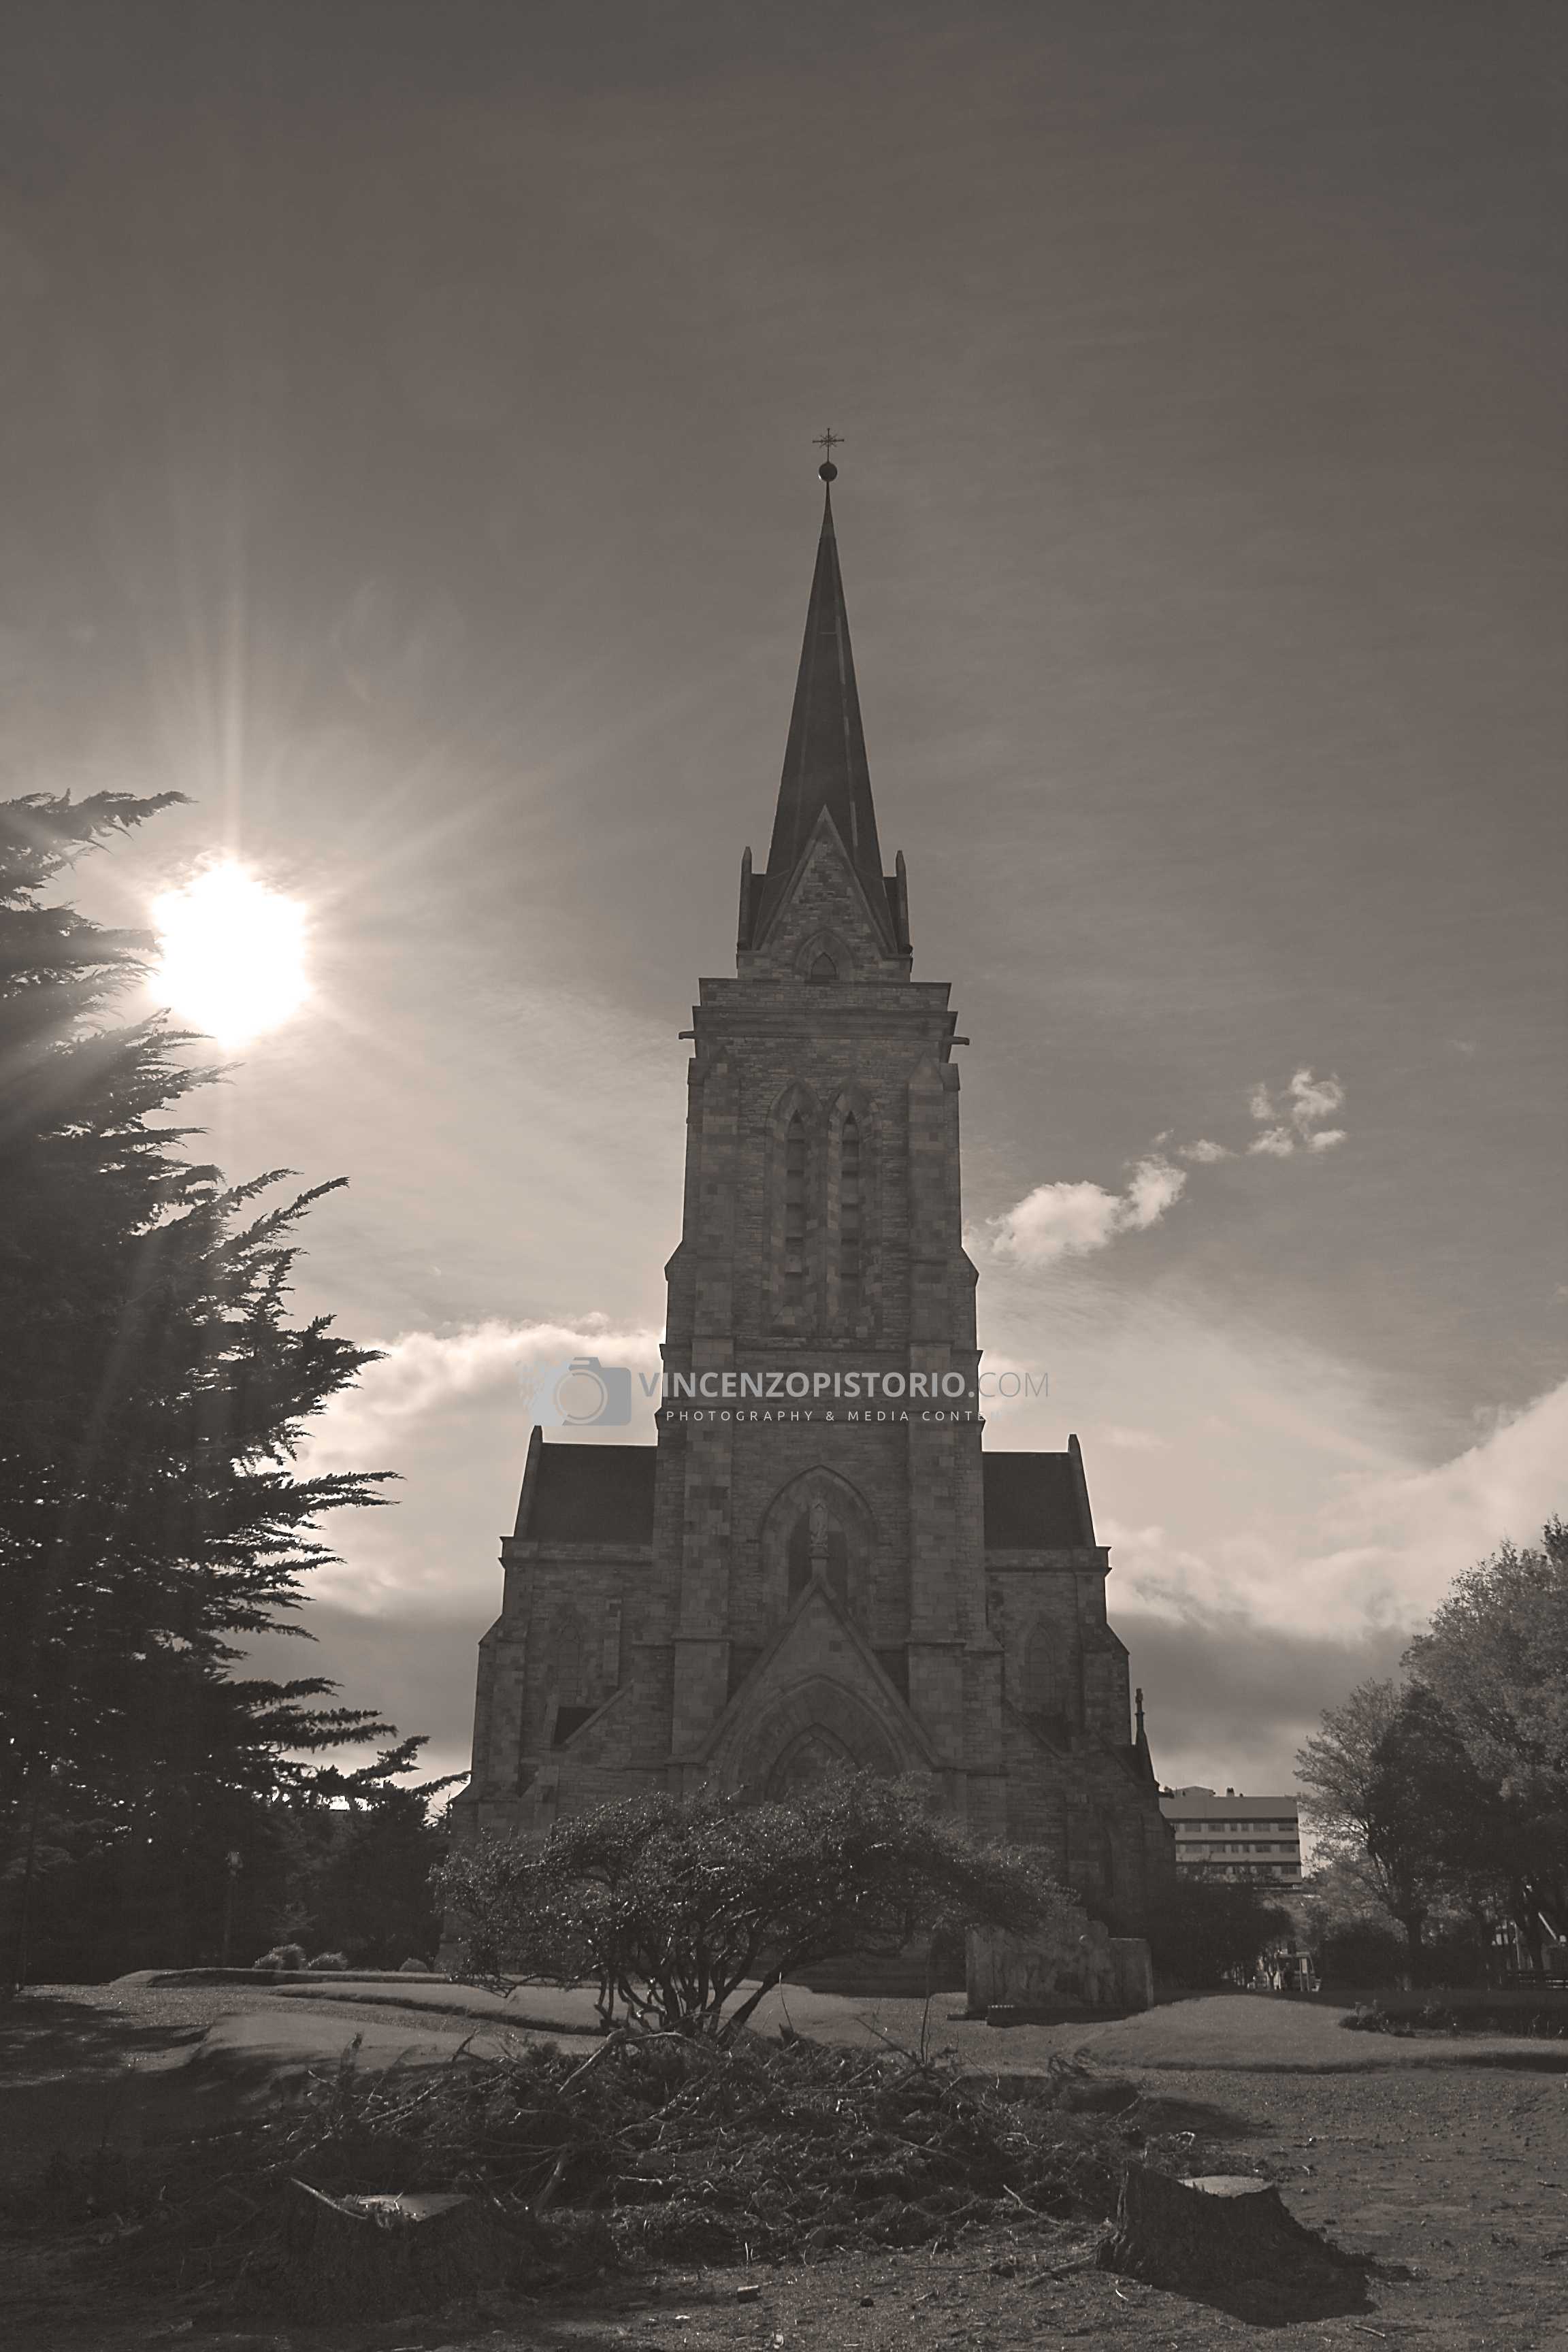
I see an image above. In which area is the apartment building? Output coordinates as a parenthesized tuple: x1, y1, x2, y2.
(1158, 1786, 1303, 1886)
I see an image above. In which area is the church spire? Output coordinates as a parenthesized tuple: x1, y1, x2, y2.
(1132, 1686, 1158, 1786)
(755, 463, 887, 936)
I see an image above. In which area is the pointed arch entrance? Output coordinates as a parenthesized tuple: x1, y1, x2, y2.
(732, 1673, 904, 1799)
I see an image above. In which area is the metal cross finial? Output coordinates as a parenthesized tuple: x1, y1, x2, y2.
(813, 427, 843, 483)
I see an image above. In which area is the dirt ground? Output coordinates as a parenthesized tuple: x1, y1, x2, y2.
(3, 1985, 1566, 2352)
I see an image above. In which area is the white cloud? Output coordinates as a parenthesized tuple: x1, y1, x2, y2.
(987, 1155, 1187, 1267)
(1247, 1066, 1347, 1157)
(1124, 1155, 1187, 1228)
(300, 1316, 664, 1476)
(987, 1066, 1348, 1262)
(1286, 1070, 1345, 1128)
(1105, 1379, 1568, 1645)
(1096, 1424, 1171, 1452)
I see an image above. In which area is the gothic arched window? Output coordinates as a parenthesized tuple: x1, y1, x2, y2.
(808, 952, 837, 983)
(838, 1113, 862, 1303)
(551, 1609, 584, 1705)
(546, 1607, 594, 1747)
(783, 1111, 808, 1322)
(1023, 1617, 1080, 1731)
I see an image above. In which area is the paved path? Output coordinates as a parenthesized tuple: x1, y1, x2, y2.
(1066, 1990, 1568, 2071)
(257, 1978, 1568, 2074)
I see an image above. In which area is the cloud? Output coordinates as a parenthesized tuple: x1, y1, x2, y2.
(1088, 1375, 1568, 1788)
(985, 1066, 1348, 1265)
(300, 1317, 665, 1473)
(252, 1264, 1568, 1795)
(987, 1154, 1187, 1267)
(1247, 1067, 1347, 1158)
(291, 1318, 665, 1630)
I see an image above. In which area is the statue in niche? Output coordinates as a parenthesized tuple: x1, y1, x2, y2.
(787, 1502, 851, 1610)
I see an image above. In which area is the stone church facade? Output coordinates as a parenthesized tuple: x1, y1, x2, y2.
(454, 476, 1175, 1927)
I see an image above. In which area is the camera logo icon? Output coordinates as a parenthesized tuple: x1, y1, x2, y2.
(523, 1355, 634, 1428)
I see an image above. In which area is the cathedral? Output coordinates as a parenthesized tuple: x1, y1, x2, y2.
(453, 467, 1175, 1927)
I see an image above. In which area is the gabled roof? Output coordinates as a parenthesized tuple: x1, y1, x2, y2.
(519, 1441, 657, 1544)
(982, 1440, 1098, 1548)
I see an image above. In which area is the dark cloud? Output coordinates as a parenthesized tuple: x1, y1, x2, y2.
(1122, 1609, 1410, 1793)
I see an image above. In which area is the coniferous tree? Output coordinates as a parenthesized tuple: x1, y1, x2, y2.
(1, 793, 416, 1971)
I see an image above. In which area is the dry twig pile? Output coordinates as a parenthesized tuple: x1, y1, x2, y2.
(101, 2031, 1146, 2305)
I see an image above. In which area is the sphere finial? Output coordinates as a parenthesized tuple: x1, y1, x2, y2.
(818, 459, 837, 483)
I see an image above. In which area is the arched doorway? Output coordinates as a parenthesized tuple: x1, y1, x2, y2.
(764, 1723, 859, 1799)
(732, 1673, 906, 1798)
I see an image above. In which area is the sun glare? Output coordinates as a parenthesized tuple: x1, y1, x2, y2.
(151, 862, 308, 1045)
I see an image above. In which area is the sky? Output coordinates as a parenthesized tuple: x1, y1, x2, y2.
(5, 0, 1565, 1797)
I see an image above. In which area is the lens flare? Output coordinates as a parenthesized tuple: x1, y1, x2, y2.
(151, 862, 308, 1045)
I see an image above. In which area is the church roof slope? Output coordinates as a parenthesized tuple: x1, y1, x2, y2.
(523, 1441, 657, 1544)
(982, 1447, 1098, 1548)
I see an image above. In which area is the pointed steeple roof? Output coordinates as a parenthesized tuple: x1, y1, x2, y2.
(1132, 1687, 1158, 1786)
(757, 480, 886, 932)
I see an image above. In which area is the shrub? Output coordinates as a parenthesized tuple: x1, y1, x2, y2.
(308, 1951, 350, 1973)
(1343, 2000, 1460, 2036)
(1342, 2002, 1414, 2036)
(1143, 1882, 1293, 1989)
(254, 1944, 308, 1974)
(441, 1769, 1076, 2040)
(398, 1957, 431, 1973)
(1316, 1918, 1407, 1989)
(1412, 1922, 1490, 1989)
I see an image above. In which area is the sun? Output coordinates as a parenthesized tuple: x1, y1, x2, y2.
(150, 862, 308, 1045)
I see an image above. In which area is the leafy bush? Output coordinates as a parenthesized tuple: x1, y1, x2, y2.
(1316, 1918, 1407, 1989)
(1411, 1921, 1490, 1989)
(1341, 2002, 1414, 2036)
(442, 1771, 1075, 2039)
(308, 1951, 349, 1972)
(397, 1957, 431, 1973)
(1345, 1995, 1568, 2038)
(1143, 1881, 1293, 1989)
(253, 1944, 308, 1974)
(1343, 2001, 1460, 2036)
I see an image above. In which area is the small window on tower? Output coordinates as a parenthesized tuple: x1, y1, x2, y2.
(808, 952, 837, 983)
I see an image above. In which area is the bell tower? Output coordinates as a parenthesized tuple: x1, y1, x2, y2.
(649, 461, 1001, 1822)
